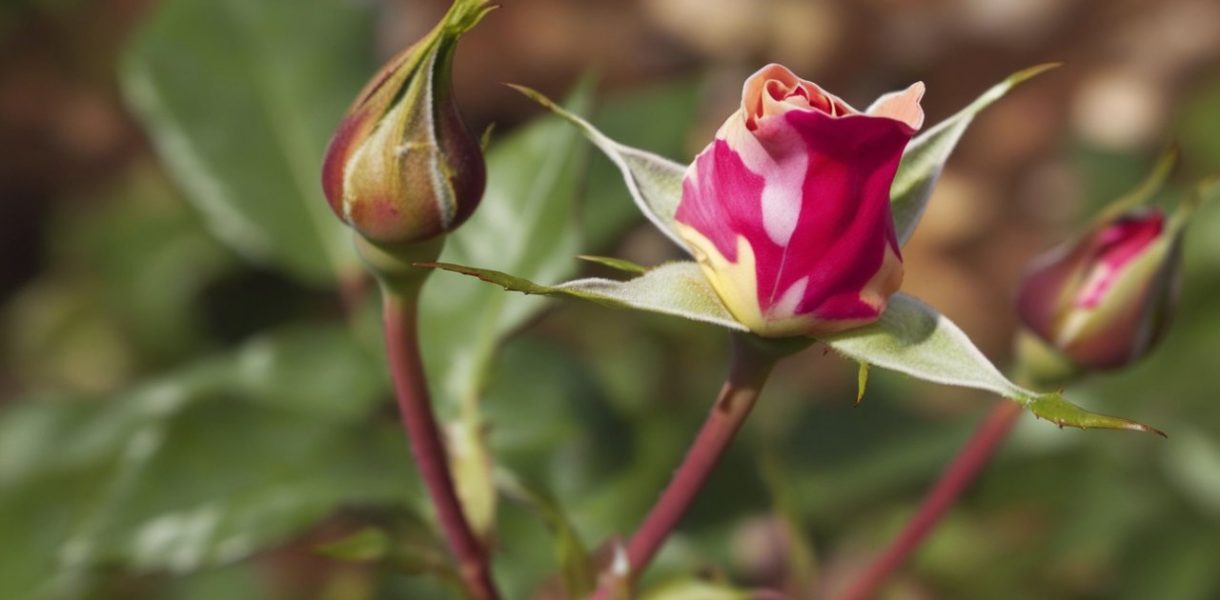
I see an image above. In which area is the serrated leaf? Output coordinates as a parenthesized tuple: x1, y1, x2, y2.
(121, 0, 370, 284)
(824, 294, 1163, 434)
(420, 261, 746, 332)
(890, 63, 1059, 245)
(510, 84, 689, 248)
(578, 255, 649, 275)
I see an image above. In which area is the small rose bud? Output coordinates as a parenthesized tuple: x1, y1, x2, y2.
(321, 0, 491, 245)
(1016, 208, 1180, 373)
(674, 64, 924, 337)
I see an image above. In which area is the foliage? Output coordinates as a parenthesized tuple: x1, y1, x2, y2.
(3, 1, 1220, 599)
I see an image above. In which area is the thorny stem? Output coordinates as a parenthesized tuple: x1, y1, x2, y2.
(837, 400, 1023, 600)
(591, 337, 780, 599)
(381, 289, 500, 600)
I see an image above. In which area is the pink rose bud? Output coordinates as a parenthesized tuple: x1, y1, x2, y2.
(321, 0, 490, 245)
(674, 64, 924, 337)
(1016, 209, 1180, 372)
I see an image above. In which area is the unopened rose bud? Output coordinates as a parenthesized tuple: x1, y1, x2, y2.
(321, 0, 491, 245)
(1016, 207, 1180, 375)
(674, 64, 924, 337)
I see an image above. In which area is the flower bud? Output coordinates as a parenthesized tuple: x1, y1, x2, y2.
(321, 0, 491, 245)
(674, 64, 924, 337)
(1016, 207, 1181, 373)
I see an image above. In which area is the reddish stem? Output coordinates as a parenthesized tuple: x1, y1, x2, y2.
(838, 400, 1023, 600)
(382, 291, 500, 600)
(591, 339, 777, 599)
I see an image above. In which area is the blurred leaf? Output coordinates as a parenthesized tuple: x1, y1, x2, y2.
(0, 324, 410, 596)
(825, 294, 1163, 434)
(510, 84, 688, 249)
(757, 453, 818, 593)
(891, 63, 1058, 244)
(583, 78, 702, 249)
(639, 578, 751, 600)
(316, 519, 459, 583)
(121, 0, 371, 284)
(498, 470, 596, 598)
(317, 527, 390, 562)
(1118, 522, 1220, 600)
(421, 83, 594, 407)
(1092, 144, 1178, 223)
(447, 420, 497, 542)
(1176, 74, 1220, 175)
(164, 562, 272, 600)
(54, 164, 236, 365)
(1163, 428, 1220, 517)
(420, 83, 594, 543)
(4, 278, 135, 394)
(218, 325, 388, 421)
(421, 261, 745, 331)
(64, 395, 411, 578)
(0, 403, 113, 600)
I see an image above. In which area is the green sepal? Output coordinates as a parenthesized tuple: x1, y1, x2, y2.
(890, 63, 1060, 244)
(419, 260, 746, 331)
(577, 254, 649, 275)
(825, 294, 1164, 435)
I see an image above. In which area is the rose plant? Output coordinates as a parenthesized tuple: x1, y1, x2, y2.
(422, 62, 1167, 594)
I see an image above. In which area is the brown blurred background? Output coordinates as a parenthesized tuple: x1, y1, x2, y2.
(4, 0, 1219, 363)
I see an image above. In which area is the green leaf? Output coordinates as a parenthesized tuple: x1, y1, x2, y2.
(421, 83, 594, 404)
(420, 261, 746, 332)
(315, 527, 391, 562)
(510, 84, 689, 248)
(578, 255, 649, 275)
(497, 471, 596, 598)
(1093, 144, 1179, 223)
(639, 578, 752, 600)
(0, 325, 412, 594)
(890, 63, 1059, 245)
(313, 523, 462, 593)
(823, 294, 1163, 434)
(446, 419, 497, 542)
(419, 83, 594, 542)
(120, 0, 371, 284)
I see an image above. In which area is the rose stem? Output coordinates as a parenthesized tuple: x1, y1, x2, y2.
(381, 288, 500, 600)
(591, 336, 779, 599)
(838, 400, 1023, 600)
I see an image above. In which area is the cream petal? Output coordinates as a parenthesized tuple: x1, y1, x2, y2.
(867, 82, 926, 131)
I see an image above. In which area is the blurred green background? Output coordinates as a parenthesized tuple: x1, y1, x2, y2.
(2, 0, 1220, 598)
